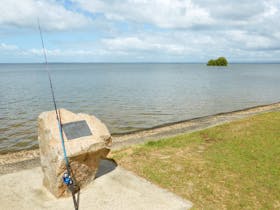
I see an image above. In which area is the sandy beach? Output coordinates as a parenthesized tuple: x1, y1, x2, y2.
(1, 101, 280, 175)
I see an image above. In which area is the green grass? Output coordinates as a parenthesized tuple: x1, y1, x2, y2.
(112, 112, 280, 209)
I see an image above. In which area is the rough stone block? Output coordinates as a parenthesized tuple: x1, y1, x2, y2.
(38, 109, 112, 198)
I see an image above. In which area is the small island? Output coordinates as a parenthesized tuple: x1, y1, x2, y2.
(207, 57, 228, 66)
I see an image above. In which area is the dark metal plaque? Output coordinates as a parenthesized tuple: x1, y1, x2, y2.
(62, 120, 92, 140)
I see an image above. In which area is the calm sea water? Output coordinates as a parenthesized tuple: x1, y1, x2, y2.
(0, 63, 280, 153)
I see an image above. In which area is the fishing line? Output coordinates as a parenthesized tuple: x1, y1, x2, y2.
(37, 19, 79, 210)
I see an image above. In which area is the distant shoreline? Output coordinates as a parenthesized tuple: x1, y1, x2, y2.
(1, 101, 279, 175)
(1, 62, 280, 65)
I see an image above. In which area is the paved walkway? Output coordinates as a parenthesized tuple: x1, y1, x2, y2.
(1, 102, 280, 209)
(0, 160, 192, 210)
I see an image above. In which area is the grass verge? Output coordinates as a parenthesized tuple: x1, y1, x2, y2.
(111, 112, 280, 209)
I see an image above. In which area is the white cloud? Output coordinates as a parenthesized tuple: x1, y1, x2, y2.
(20, 48, 101, 57)
(1, 0, 280, 62)
(0, 0, 91, 30)
(73, 0, 280, 31)
(74, 0, 213, 29)
(0, 42, 101, 58)
(72, 0, 280, 52)
(226, 30, 280, 51)
(0, 43, 19, 51)
(102, 36, 189, 55)
(100, 30, 228, 60)
(263, 1, 278, 17)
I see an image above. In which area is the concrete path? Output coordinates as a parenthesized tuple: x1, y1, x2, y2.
(1, 102, 280, 209)
(0, 160, 192, 210)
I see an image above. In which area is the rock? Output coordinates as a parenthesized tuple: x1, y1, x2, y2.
(38, 109, 112, 198)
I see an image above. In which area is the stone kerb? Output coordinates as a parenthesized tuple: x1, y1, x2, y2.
(38, 109, 112, 198)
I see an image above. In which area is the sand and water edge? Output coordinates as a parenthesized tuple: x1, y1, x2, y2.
(1, 101, 280, 175)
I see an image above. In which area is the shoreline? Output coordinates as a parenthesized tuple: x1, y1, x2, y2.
(1, 101, 280, 175)
(112, 101, 280, 136)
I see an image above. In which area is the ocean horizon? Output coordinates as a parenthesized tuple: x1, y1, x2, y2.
(1, 63, 280, 153)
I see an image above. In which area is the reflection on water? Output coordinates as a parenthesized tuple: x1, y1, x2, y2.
(0, 63, 280, 153)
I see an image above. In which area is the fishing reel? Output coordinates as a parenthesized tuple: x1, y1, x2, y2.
(63, 172, 73, 186)
(63, 171, 80, 193)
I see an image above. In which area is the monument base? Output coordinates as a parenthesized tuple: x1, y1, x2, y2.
(38, 109, 112, 198)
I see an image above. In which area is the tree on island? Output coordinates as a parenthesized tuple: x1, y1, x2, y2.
(207, 57, 228, 66)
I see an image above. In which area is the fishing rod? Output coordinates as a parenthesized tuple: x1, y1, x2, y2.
(38, 19, 79, 210)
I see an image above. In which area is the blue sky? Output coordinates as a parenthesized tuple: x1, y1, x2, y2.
(0, 0, 280, 63)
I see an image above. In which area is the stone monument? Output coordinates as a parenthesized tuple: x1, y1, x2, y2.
(38, 109, 112, 198)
